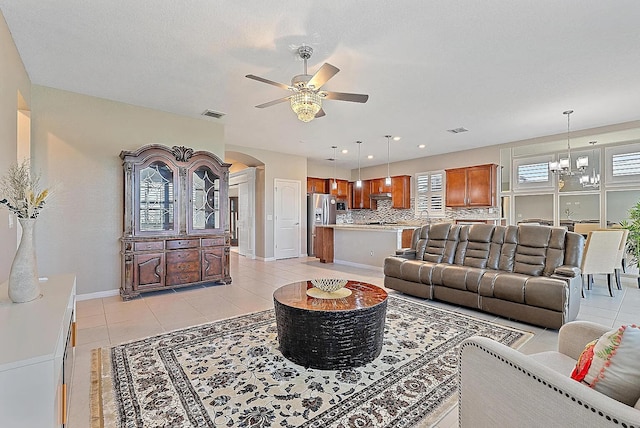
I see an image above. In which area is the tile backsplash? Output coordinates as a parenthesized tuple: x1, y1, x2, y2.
(336, 199, 501, 225)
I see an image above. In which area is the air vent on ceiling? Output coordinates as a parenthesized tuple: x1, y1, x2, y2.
(447, 127, 468, 134)
(202, 109, 226, 119)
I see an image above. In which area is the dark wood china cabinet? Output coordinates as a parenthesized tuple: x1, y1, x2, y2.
(120, 144, 231, 299)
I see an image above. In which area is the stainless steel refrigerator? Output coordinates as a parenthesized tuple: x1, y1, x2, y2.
(307, 193, 337, 256)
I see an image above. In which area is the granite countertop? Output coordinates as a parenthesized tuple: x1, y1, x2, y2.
(325, 224, 420, 230)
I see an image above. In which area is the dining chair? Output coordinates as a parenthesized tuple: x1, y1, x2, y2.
(580, 229, 626, 297)
(606, 228, 629, 291)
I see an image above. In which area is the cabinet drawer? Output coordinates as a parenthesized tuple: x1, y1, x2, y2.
(166, 271, 201, 286)
(202, 237, 225, 247)
(166, 250, 199, 263)
(166, 261, 200, 274)
(134, 241, 164, 251)
(166, 239, 199, 249)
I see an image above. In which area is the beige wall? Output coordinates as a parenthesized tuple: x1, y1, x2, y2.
(0, 11, 31, 281)
(307, 162, 351, 180)
(30, 86, 224, 295)
(226, 144, 307, 260)
(354, 145, 502, 182)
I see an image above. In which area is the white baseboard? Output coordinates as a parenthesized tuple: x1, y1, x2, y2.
(77, 289, 120, 301)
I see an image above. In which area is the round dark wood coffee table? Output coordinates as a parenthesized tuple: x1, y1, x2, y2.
(273, 280, 388, 370)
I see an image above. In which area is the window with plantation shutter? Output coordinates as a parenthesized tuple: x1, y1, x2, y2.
(415, 170, 445, 217)
(606, 143, 640, 185)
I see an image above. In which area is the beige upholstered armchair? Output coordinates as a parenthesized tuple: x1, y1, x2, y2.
(458, 321, 640, 427)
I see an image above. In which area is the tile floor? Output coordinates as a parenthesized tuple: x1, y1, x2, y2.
(69, 252, 640, 427)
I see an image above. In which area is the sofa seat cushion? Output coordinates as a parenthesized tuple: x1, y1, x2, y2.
(434, 265, 485, 292)
(399, 260, 428, 283)
(478, 272, 567, 311)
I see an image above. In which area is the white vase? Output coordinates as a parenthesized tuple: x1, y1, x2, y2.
(8, 218, 41, 303)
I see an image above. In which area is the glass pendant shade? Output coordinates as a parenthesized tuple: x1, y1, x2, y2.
(290, 90, 321, 122)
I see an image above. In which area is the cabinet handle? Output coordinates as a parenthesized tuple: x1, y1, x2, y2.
(61, 383, 67, 424)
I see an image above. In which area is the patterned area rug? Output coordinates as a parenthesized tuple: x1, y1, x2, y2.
(90, 295, 533, 427)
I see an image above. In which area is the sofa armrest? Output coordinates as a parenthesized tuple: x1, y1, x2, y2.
(551, 265, 581, 278)
(558, 321, 612, 360)
(394, 248, 417, 259)
(459, 336, 640, 427)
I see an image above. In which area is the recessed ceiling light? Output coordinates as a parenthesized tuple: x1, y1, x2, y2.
(447, 127, 468, 134)
(393, 136, 401, 141)
(418, 144, 426, 149)
(367, 155, 374, 159)
(341, 149, 348, 154)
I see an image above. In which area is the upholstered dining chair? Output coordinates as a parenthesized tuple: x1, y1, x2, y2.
(607, 228, 629, 291)
(580, 229, 626, 297)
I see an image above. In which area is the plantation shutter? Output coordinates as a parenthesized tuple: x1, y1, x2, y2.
(415, 170, 445, 216)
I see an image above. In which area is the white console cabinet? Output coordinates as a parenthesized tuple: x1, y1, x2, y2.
(0, 274, 76, 428)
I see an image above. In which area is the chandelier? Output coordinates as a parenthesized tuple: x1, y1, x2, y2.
(549, 110, 588, 178)
(579, 141, 600, 188)
(290, 89, 322, 122)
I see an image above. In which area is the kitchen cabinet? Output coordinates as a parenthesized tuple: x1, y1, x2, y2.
(307, 177, 328, 194)
(329, 179, 349, 199)
(446, 164, 497, 207)
(120, 144, 231, 299)
(351, 179, 372, 209)
(370, 177, 391, 194)
(391, 175, 411, 209)
(314, 226, 334, 263)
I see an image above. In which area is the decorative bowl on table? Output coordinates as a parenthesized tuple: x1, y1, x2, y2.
(311, 278, 348, 293)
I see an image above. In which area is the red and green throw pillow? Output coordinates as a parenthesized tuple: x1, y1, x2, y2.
(571, 324, 640, 406)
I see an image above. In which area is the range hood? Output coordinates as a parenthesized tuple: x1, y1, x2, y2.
(370, 192, 392, 200)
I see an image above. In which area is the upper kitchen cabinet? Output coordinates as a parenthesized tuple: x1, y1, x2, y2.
(391, 175, 411, 209)
(352, 179, 372, 209)
(446, 164, 498, 207)
(329, 179, 349, 199)
(307, 177, 328, 194)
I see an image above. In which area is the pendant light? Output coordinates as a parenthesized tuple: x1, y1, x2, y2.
(384, 135, 392, 186)
(355, 141, 363, 188)
(331, 145, 338, 190)
(549, 110, 588, 177)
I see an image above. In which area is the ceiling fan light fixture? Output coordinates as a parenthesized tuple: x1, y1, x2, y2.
(290, 90, 322, 122)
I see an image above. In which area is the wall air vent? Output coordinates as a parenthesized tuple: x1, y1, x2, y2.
(202, 109, 226, 119)
(447, 127, 468, 134)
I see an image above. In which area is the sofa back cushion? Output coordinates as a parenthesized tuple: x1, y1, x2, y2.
(511, 225, 567, 276)
(422, 223, 453, 263)
(454, 224, 495, 268)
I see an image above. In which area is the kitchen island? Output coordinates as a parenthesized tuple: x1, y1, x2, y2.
(314, 224, 419, 270)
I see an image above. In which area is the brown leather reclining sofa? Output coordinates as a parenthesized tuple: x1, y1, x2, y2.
(384, 223, 585, 329)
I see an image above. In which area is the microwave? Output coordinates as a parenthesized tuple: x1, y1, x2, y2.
(336, 201, 348, 212)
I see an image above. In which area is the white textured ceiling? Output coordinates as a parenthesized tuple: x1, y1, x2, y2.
(2, 1, 640, 169)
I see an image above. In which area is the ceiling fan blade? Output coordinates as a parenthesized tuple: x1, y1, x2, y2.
(246, 74, 292, 91)
(307, 63, 340, 90)
(322, 91, 369, 103)
(315, 108, 326, 118)
(255, 96, 292, 108)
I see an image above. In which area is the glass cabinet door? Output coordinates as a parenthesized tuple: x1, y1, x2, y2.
(138, 161, 175, 232)
(191, 165, 220, 231)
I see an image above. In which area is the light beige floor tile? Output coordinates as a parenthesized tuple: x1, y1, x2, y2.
(76, 313, 106, 329)
(161, 316, 210, 332)
(107, 318, 164, 345)
(76, 298, 104, 317)
(104, 304, 156, 324)
(76, 325, 109, 346)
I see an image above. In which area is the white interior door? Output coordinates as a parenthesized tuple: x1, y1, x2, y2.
(274, 179, 300, 260)
(230, 168, 255, 259)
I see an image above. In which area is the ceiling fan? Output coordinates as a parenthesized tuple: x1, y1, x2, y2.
(246, 45, 369, 122)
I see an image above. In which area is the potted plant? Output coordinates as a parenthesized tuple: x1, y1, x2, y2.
(619, 199, 640, 288)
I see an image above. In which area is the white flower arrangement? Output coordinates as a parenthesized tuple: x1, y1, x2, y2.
(0, 159, 51, 219)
